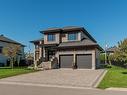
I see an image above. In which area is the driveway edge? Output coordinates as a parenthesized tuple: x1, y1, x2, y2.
(93, 69, 107, 87)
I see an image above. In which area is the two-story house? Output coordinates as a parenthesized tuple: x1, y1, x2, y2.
(31, 26, 103, 69)
(0, 35, 25, 66)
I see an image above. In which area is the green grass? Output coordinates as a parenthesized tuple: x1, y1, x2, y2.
(98, 65, 127, 89)
(0, 67, 37, 79)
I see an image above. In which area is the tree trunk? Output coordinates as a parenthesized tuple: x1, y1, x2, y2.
(17, 56, 20, 67)
(10, 58, 14, 69)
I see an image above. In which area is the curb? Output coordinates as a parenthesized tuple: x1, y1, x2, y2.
(93, 69, 107, 87)
(106, 88, 127, 91)
(0, 81, 96, 90)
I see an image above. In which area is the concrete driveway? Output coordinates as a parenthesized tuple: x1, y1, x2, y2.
(0, 69, 105, 87)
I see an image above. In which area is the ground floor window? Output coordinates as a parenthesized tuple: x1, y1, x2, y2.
(0, 46, 3, 54)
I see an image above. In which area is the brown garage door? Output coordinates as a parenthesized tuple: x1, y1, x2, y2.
(76, 54, 92, 69)
(59, 55, 73, 68)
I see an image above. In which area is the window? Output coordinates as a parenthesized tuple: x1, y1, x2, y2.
(0, 47, 3, 54)
(47, 34, 55, 41)
(68, 32, 78, 41)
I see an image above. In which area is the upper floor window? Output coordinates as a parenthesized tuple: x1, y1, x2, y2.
(47, 34, 55, 41)
(0, 47, 3, 54)
(68, 32, 78, 41)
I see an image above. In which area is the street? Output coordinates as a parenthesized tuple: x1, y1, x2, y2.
(0, 83, 127, 95)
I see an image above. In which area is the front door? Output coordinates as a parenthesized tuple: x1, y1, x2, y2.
(48, 50, 55, 61)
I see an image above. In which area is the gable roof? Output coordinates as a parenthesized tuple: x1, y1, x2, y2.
(0, 35, 25, 46)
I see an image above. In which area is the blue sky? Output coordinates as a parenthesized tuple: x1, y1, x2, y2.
(0, 0, 127, 52)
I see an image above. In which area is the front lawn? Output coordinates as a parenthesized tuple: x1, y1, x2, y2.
(0, 67, 37, 79)
(98, 65, 127, 89)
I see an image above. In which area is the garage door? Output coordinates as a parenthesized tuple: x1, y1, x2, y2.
(76, 54, 92, 69)
(59, 55, 73, 68)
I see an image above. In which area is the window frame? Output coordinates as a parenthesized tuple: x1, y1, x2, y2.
(68, 32, 78, 41)
(47, 34, 56, 42)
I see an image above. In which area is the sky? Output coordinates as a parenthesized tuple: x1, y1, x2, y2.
(0, 0, 127, 52)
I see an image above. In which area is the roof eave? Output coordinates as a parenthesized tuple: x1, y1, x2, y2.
(0, 40, 25, 47)
(81, 28, 97, 43)
(40, 29, 62, 34)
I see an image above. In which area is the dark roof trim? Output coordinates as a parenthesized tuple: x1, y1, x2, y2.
(97, 45, 104, 51)
(40, 28, 62, 34)
(62, 26, 83, 31)
(39, 44, 58, 47)
(81, 28, 97, 43)
(30, 38, 44, 43)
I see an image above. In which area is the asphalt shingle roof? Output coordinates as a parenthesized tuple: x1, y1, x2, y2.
(40, 26, 82, 33)
(58, 39, 97, 47)
(0, 35, 25, 46)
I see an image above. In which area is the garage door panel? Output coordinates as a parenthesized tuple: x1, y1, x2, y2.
(60, 55, 73, 68)
(76, 54, 92, 69)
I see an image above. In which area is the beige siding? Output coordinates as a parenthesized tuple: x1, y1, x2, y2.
(78, 32, 81, 40)
(55, 49, 96, 69)
(61, 33, 68, 42)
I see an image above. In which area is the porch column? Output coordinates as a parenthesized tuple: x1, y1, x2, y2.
(34, 45, 36, 61)
(73, 49, 76, 66)
(34, 45, 37, 69)
(43, 46, 45, 58)
(39, 41, 42, 58)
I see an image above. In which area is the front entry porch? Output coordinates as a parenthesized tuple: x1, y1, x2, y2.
(42, 45, 58, 62)
(38, 44, 59, 70)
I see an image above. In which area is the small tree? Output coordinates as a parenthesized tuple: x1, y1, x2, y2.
(3, 44, 21, 69)
(108, 54, 114, 65)
(112, 38, 127, 66)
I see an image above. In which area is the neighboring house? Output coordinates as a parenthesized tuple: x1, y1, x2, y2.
(31, 26, 103, 69)
(0, 35, 25, 66)
(106, 46, 117, 55)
